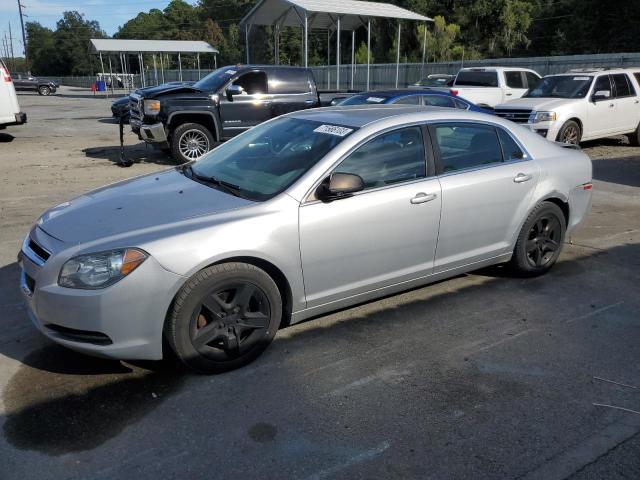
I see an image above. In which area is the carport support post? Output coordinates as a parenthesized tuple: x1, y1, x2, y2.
(350, 30, 355, 90)
(245, 24, 250, 64)
(336, 16, 340, 90)
(159, 53, 165, 84)
(178, 52, 183, 81)
(214, 54, 217, 69)
(327, 29, 330, 88)
(197, 53, 201, 79)
(366, 19, 371, 90)
(304, 12, 308, 68)
(153, 54, 158, 85)
(108, 55, 114, 94)
(395, 21, 401, 88)
(421, 21, 427, 78)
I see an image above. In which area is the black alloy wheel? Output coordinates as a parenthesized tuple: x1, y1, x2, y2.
(525, 214, 562, 268)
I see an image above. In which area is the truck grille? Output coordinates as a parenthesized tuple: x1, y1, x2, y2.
(494, 108, 533, 123)
(129, 94, 143, 121)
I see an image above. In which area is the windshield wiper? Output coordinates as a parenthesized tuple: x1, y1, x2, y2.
(181, 164, 244, 197)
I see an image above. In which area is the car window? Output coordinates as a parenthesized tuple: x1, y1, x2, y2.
(635, 73, 640, 90)
(392, 95, 420, 105)
(453, 98, 470, 110)
(505, 71, 525, 89)
(335, 127, 426, 189)
(612, 74, 634, 98)
(497, 128, 524, 161)
(269, 69, 311, 94)
(433, 124, 503, 173)
(423, 95, 455, 108)
(455, 71, 499, 87)
(593, 75, 612, 94)
(233, 71, 268, 95)
(525, 72, 541, 89)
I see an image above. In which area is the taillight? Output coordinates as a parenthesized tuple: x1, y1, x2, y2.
(581, 183, 593, 190)
(1, 67, 12, 83)
(449, 89, 458, 96)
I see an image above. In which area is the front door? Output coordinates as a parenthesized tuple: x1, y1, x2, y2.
(299, 126, 442, 307)
(430, 122, 540, 272)
(218, 70, 273, 138)
(586, 75, 617, 138)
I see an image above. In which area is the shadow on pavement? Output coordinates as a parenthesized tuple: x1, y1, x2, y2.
(0, 133, 15, 143)
(592, 155, 640, 188)
(83, 143, 175, 166)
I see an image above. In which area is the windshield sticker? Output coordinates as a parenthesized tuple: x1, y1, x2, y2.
(314, 124, 353, 137)
(224, 69, 237, 75)
(573, 76, 590, 81)
(366, 96, 386, 103)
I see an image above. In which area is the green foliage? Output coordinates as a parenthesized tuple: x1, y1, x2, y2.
(425, 16, 461, 62)
(355, 42, 373, 64)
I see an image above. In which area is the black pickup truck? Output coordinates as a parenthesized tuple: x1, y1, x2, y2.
(130, 65, 354, 163)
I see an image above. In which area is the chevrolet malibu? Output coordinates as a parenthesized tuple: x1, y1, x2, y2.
(19, 106, 592, 373)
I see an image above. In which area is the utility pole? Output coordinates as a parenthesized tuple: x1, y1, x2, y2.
(17, 0, 28, 69)
(9, 22, 15, 68)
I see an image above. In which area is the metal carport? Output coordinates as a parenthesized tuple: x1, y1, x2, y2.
(240, 0, 432, 90)
(89, 39, 219, 90)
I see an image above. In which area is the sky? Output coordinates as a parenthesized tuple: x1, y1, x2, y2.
(1, 0, 197, 59)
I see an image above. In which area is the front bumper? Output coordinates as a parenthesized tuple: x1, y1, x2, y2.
(18, 230, 186, 360)
(526, 121, 561, 141)
(131, 119, 167, 144)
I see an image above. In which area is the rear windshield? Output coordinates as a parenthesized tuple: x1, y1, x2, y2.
(340, 94, 391, 105)
(455, 71, 499, 87)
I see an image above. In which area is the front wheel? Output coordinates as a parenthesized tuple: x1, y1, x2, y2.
(166, 263, 282, 374)
(170, 122, 215, 164)
(38, 85, 51, 96)
(556, 120, 581, 145)
(509, 202, 566, 277)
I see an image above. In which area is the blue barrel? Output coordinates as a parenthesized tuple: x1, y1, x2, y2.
(96, 80, 106, 91)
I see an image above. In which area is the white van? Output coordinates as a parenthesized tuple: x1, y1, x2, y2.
(0, 58, 27, 129)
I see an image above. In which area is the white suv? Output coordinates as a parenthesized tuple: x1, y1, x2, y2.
(0, 57, 26, 130)
(494, 69, 640, 145)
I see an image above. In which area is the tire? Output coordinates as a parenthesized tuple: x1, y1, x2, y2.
(556, 120, 581, 145)
(166, 262, 282, 374)
(627, 123, 640, 146)
(170, 122, 215, 164)
(509, 202, 566, 277)
(38, 85, 51, 96)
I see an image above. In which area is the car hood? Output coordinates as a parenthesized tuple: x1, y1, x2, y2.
(496, 97, 581, 111)
(38, 169, 254, 244)
(139, 84, 202, 99)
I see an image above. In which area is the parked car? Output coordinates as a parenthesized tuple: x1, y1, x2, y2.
(337, 89, 492, 113)
(13, 72, 58, 96)
(0, 58, 27, 129)
(111, 81, 196, 122)
(129, 65, 355, 163)
(494, 69, 640, 145)
(19, 105, 592, 373)
(408, 74, 455, 88)
(432, 67, 542, 108)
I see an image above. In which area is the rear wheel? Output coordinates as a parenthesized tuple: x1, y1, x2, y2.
(509, 202, 566, 276)
(38, 85, 51, 96)
(166, 263, 282, 374)
(556, 120, 581, 145)
(170, 122, 215, 164)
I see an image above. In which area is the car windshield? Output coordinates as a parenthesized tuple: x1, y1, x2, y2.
(524, 75, 593, 98)
(340, 94, 392, 105)
(186, 117, 357, 201)
(455, 71, 499, 87)
(192, 67, 239, 91)
(415, 77, 452, 87)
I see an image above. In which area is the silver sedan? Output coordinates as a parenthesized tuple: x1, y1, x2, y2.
(19, 106, 593, 373)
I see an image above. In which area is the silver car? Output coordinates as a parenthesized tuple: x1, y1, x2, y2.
(19, 106, 593, 373)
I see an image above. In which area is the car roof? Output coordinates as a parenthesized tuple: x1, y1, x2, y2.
(352, 89, 453, 98)
(548, 69, 636, 77)
(288, 104, 484, 128)
(459, 66, 536, 72)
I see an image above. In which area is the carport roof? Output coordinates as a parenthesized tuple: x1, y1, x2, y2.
(90, 39, 218, 54)
(241, 0, 432, 30)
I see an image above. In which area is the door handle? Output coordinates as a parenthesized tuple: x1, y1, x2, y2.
(608, 103, 614, 108)
(514, 173, 532, 183)
(506, 93, 513, 96)
(304, 99, 315, 104)
(261, 100, 272, 106)
(410, 192, 438, 204)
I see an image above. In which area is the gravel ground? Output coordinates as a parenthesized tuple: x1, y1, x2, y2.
(0, 87, 639, 480)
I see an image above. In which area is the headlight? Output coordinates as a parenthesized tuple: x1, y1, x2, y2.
(531, 111, 557, 123)
(59, 248, 147, 289)
(143, 99, 161, 115)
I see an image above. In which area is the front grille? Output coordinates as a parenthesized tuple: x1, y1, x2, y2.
(494, 108, 533, 123)
(44, 324, 113, 345)
(28, 238, 50, 262)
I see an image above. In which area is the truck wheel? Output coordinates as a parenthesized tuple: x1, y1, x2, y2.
(38, 85, 51, 96)
(166, 262, 282, 374)
(171, 123, 215, 164)
(627, 123, 640, 146)
(556, 120, 581, 145)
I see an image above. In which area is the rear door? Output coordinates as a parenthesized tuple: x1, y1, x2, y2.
(610, 73, 640, 133)
(504, 71, 529, 101)
(430, 122, 540, 271)
(218, 69, 272, 137)
(269, 69, 318, 116)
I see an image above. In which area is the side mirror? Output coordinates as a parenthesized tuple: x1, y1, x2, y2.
(317, 173, 365, 201)
(226, 84, 244, 100)
(592, 90, 611, 102)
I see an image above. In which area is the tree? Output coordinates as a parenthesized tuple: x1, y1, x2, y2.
(355, 42, 373, 64)
(427, 16, 460, 62)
